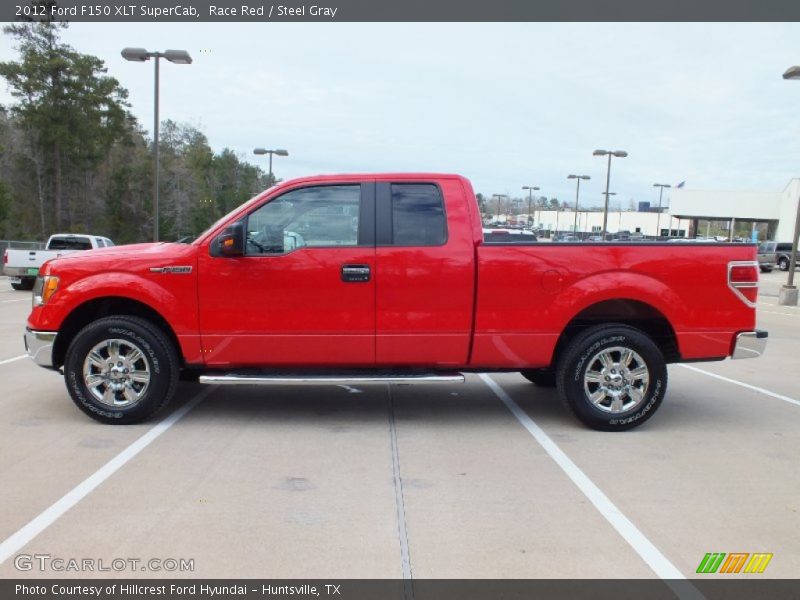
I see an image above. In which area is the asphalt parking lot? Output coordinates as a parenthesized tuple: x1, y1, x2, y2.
(0, 271, 798, 582)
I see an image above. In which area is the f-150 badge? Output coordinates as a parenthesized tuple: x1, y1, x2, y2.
(149, 266, 192, 274)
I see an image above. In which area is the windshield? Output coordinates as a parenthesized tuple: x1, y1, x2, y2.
(195, 188, 276, 241)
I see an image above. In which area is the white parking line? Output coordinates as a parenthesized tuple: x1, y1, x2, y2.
(0, 386, 215, 565)
(758, 309, 798, 317)
(0, 355, 26, 366)
(480, 374, 704, 596)
(678, 364, 800, 408)
(0, 299, 27, 304)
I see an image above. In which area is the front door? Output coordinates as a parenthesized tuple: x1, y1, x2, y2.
(197, 182, 376, 367)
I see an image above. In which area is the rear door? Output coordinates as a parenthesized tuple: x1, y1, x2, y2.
(197, 181, 377, 367)
(374, 179, 476, 366)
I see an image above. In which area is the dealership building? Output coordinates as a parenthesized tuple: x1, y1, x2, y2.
(668, 178, 800, 242)
(497, 178, 798, 240)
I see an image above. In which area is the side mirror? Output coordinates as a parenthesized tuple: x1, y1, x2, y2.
(212, 222, 245, 257)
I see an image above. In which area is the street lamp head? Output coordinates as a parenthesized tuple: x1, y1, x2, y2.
(567, 174, 577, 179)
(783, 65, 800, 80)
(254, 148, 289, 156)
(580, 175, 591, 180)
(121, 47, 150, 62)
(653, 183, 671, 188)
(593, 149, 608, 156)
(163, 49, 192, 64)
(612, 150, 628, 157)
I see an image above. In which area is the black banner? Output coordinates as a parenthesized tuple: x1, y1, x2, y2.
(4, 580, 800, 600)
(4, 0, 800, 22)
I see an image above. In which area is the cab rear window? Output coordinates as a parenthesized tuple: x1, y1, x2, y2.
(48, 237, 93, 250)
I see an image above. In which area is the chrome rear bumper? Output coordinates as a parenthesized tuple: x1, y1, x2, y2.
(731, 330, 768, 360)
(24, 328, 57, 369)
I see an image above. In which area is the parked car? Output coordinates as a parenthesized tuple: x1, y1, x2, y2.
(24, 173, 766, 431)
(585, 235, 604, 242)
(483, 228, 538, 243)
(757, 242, 778, 272)
(3, 234, 114, 290)
(758, 241, 799, 272)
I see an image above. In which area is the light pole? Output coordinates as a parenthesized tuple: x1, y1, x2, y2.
(593, 149, 627, 239)
(780, 65, 800, 305)
(121, 48, 192, 242)
(653, 183, 671, 239)
(568, 175, 590, 236)
(491, 194, 506, 222)
(253, 148, 289, 185)
(522, 185, 539, 227)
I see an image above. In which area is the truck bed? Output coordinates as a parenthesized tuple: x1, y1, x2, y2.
(472, 242, 758, 367)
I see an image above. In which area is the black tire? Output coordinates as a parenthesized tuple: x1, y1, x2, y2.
(555, 324, 667, 431)
(778, 257, 789, 271)
(11, 278, 34, 291)
(64, 316, 179, 424)
(759, 266, 772, 273)
(520, 369, 557, 387)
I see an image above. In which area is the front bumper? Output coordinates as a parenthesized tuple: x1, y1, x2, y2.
(731, 330, 768, 359)
(24, 328, 57, 369)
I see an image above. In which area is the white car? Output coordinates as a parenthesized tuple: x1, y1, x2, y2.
(3, 234, 114, 291)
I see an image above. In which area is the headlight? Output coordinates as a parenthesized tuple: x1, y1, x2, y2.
(33, 275, 59, 307)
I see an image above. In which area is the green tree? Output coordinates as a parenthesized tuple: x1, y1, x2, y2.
(0, 20, 130, 234)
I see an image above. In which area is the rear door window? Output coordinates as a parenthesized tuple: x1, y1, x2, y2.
(389, 184, 447, 246)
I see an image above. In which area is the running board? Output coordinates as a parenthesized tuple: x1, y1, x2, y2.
(198, 372, 465, 386)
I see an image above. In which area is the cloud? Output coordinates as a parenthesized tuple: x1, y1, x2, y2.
(2, 22, 800, 203)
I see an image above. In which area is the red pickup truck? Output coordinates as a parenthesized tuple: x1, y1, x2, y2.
(24, 173, 767, 430)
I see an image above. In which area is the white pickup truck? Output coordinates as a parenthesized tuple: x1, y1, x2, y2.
(3, 234, 114, 290)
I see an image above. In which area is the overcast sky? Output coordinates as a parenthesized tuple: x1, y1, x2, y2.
(2, 22, 800, 207)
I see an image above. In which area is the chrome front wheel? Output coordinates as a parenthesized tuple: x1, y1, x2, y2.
(83, 338, 151, 407)
(65, 316, 179, 424)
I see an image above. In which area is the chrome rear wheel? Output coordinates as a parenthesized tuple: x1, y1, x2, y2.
(582, 346, 649, 414)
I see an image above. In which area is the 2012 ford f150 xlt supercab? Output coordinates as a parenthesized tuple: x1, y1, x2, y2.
(24, 174, 767, 430)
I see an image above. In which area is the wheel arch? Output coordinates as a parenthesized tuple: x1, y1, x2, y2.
(551, 298, 680, 370)
(53, 296, 183, 370)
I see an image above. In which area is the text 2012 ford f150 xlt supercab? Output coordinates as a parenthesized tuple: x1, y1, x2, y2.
(24, 174, 767, 430)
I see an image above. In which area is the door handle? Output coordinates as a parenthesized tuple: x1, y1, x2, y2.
(341, 264, 371, 283)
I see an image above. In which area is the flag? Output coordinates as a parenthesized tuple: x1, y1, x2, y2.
(675, 181, 686, 188)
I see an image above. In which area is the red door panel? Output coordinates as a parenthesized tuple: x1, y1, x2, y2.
(197, 248, 375, 367)
(375, 178, 475, 366)
(197, 182, 376, 367)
